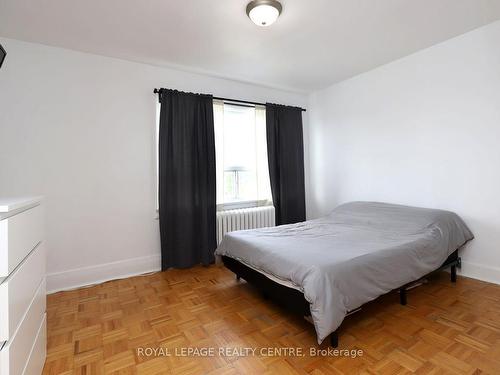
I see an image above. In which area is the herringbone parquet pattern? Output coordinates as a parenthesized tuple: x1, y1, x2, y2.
(43, 265, 500, 374)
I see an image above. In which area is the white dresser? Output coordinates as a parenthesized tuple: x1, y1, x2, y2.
(0, 197, 46, 375)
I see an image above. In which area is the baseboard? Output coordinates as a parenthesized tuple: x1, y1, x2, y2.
(46, 255, 500, 293)
(46, 254, 161, 293)
(458, 260, 500, 285)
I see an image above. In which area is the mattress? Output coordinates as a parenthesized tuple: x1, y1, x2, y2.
(236, 257, 301, 291)
(215, 201, 474, 344)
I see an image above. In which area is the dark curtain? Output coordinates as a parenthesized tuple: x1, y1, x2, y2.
(158, 89, 216, 270)
(266, 103, 306, 225)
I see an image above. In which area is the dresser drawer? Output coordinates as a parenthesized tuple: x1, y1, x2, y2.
(0, 279, 46, 375)
(0, 242, 46, 342)
(0, 204, 43, 278)
(19, 314, 46, 375)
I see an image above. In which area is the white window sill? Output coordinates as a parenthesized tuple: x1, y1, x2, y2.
(217, 200, 272, 211)
(154, 200, 272, 219)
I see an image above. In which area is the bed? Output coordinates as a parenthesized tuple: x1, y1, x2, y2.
(215, 201, 473, 347)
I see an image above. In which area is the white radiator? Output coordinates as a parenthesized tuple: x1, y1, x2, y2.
(216, 206, 275, 244)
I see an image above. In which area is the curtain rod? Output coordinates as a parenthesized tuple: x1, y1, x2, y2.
(153, 88, 306, 112)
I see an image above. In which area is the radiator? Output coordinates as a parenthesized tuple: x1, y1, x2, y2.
(216, 206, 275, 244)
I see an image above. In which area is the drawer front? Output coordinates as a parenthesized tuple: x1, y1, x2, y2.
(0, 204, 43, 278)
(21, 314, 46, 375)
(0, 279, 46, 375)
(0, 243, 46, 342)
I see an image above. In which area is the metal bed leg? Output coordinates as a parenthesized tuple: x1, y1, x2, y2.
(330, 330, 339, 348)
(451, 265, 457, 283)
(399, 288, 407, 306)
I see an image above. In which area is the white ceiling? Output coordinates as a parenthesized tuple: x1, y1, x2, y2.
(1, 0, 500, 92)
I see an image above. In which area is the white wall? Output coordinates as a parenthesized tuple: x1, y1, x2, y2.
(307, 20, 500, 284)
(0, 38, 307, 292)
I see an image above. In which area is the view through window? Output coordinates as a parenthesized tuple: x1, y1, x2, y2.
(214, 100, 272, 209)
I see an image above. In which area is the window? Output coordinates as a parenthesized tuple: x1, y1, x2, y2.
(214, 100, 272, 210)
(156, 99, 273, 212)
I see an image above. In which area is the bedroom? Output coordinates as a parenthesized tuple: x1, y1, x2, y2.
(0, 0, 499, 374)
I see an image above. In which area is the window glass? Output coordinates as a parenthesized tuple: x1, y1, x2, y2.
(214, 101, 272, 208)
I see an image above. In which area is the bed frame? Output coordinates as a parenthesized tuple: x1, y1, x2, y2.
(221, 250, 461, 348)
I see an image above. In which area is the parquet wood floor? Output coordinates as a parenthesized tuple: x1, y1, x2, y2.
(43, 265, 500, 375)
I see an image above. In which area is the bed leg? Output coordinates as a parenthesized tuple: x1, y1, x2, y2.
(330, 331, 339, 348)
(451, 265, 457, 283)
(399, 288, 407, 306)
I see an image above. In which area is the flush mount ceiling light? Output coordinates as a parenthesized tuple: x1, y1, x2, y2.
(246, 0, 282, 27)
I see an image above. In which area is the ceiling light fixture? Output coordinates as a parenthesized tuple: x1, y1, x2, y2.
(246, 0, 282, 27)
